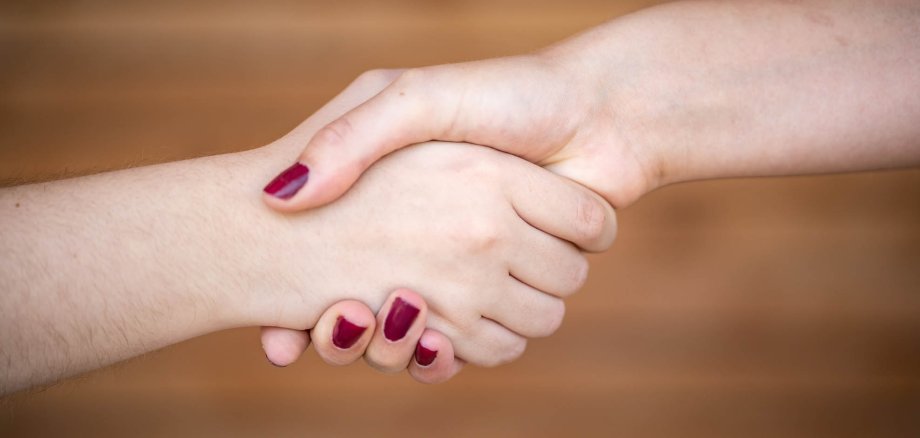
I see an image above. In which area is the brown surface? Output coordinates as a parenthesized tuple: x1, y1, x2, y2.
(1, 1, 919, 436)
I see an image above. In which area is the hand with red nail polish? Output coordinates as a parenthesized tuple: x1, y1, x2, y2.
(256, 1, 920, 384)
(6, 0, 919, 396)
(263, 290, 462, 384)
(263, 163, 310, 200)
(250, 71, 617, 377)
(255, 139, 617, 370)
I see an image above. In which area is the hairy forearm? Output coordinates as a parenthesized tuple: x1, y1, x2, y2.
(561, 0, 920, 189)
(0, 146, 310, 395)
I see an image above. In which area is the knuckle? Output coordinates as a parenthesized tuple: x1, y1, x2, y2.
(456, 156, 505, 187)
(534, 299, 566, 337)
(497, 337, 528, 366)
(356, 68, 403, 88)
(452, 310, 482, 334)
(312, 117, 354, 149)
(478, 335, 527, 368)
(476, 349, 503, 368)
(395, 67, 428, 86)
(575, 195, 609, 244)
(463, 218, 504, 252)
(469, 330, 527, 368)
(567, 256, 590, 296)
(469, 155, 504, 179)
(526, 298, 565, 338)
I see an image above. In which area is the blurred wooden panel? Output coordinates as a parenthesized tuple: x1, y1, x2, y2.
(1, 1, 918, 437)
(0, 0, 652, 183)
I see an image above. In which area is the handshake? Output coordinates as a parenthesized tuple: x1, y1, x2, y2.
(4, 1, 915, 395)
(255, 65, 620, 383)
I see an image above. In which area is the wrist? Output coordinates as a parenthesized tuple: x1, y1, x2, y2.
(199, 145, 328, 330)
(548, 9, 737, 202)
(537, 22, 671, 207)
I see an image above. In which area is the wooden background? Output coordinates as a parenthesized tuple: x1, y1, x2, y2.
(1, 1, 918, 436)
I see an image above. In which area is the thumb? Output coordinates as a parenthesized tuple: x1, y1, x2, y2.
(260, 326, 310, 367)
(262, 70, 456, 212)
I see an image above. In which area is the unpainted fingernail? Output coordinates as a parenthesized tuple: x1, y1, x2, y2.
(383, 297, 420, 341)
(415, 343, 438, 367)
(264, 162, 310, 199)
(332, 316, 367, 349)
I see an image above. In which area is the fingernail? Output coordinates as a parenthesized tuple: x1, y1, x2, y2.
(415, 343, 437, 367)
(332, 316, 367, 349)
(383, 297, 420, 341)
(263, 162, 310, 199)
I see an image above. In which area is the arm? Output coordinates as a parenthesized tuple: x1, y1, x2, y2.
(1, 115, 614, 396)
(569, 0, 920, 192)
(0, 150, 282, 394)
(261, 0, 920, 212)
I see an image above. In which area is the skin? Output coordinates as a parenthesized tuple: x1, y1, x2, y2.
(262, 290, 461, 384)
(0, 75, 616, 396)
(5, 0, 917, 393)
(290, 289, 462, 384)
(262, 0, 920, 371)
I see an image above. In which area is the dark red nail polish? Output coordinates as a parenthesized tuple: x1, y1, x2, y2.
(383, 297, 420, 341)
(332, 316, 367, 349)
(263, 162, 310, 199)
(415, 344, 437, 366)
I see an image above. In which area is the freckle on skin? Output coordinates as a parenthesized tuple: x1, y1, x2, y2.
(399, 92, 405, 96)
(15, 202, 20, 208)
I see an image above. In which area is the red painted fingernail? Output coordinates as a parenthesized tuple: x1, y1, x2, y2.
(384, 297, 420, 341)
(415, 343, 437, 366)
(332, 316, 367, 349)
(263, 162, 310, 199)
